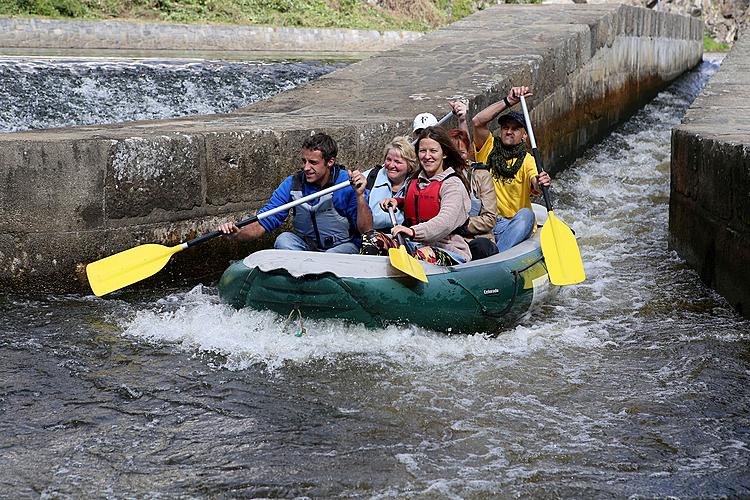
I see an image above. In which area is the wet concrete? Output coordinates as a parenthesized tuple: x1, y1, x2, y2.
(670, 36, 750, 319)
(0, 4, 702, 292)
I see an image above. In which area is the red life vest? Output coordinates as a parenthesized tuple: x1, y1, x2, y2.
(403, 173, 456, 226)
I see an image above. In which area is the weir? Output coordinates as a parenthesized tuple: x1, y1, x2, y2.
(0, 4, 702, 292)
(670, 33, 750, 320)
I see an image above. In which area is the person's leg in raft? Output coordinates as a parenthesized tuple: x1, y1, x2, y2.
(325, 241, 360, 254)
(274, 232, 312, 251)
(494, 208, 535, 252)
(469, 238, 499, 260)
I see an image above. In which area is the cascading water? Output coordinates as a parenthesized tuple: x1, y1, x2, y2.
(0, 57, 344, 132)
(1, 57, 748, 497)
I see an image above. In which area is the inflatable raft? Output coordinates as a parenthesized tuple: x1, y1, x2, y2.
(218, 205, 553, 334)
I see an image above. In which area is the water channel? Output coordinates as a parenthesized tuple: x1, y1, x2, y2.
(1, 56, 748, 497)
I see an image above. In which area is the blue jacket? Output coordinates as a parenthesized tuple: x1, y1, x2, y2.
(257, 166, 361, 246)
(365, 167, 407, 230)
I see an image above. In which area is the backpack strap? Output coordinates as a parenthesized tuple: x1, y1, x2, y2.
(365, 165, 383, 191)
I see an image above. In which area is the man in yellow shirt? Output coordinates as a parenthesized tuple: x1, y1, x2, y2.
(472, 87, 551, 251)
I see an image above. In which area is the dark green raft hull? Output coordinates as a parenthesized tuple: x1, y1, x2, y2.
(218, 207, 554, 334)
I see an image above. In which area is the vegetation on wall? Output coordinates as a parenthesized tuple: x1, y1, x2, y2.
(0, 0, 491, 31)
(703, 32, 730, 52)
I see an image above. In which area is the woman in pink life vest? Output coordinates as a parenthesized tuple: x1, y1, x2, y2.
(379, 126, 472, 265)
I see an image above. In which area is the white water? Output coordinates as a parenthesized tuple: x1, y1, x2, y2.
(0, 58, 343, 132)
(5, 58, 746, 497)
(120, 60, 738, 378)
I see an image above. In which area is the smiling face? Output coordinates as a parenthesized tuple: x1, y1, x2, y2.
(300, 148, 334, 187)
(452, 139, 470, 167)
(383, 148, 410, 186)
(499, 121, 528, 148)
(418, 137, 446, 178)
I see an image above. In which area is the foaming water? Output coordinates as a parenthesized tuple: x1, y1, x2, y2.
(122, 285, 599, 373)
(2, 58, 749, 497)
(0, 58, 344, 132)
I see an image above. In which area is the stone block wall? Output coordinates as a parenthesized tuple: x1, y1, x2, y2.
(0, 4, 703, 292)
(669, 33, 750, 318)
(0, 18, 424, 57)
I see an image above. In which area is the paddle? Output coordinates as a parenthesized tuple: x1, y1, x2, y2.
(435, 110, 455, 129)
(519, 96, 585, 286)
(86, 179, 355, 296)
(386, 206, 428, 283)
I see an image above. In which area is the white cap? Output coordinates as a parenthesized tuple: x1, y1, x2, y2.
(412, 112, 438, 133)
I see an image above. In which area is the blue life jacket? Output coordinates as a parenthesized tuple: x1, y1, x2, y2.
(365, 165, 407, 229)
(290, 165, 355, 250)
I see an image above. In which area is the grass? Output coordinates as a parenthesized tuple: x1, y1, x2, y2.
(0, 0, 490, 31)
(703, 32, 730, 52)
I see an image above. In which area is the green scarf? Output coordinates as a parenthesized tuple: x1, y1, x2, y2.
(486, 139, 527, 179)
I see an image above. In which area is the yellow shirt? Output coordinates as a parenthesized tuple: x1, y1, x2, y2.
(475, 134, 538, 219)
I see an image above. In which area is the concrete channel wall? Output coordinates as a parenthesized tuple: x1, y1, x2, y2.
(670, 34, 750, 319)
(0, 18, 424, 58)
(0, 4, 703, 293)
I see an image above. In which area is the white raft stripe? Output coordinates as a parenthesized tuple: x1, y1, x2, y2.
(242, 204, 548, 279)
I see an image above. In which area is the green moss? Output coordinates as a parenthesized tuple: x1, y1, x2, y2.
(703, 32, 730, 52)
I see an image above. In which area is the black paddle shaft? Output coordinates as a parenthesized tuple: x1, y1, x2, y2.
(529, 146, 554, 212)
(185, 215, 260, 248)
(387, 205, 410, 248)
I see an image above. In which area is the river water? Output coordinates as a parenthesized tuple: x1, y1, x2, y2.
(0, 57, 343, 132)
(2, 58, 749, 497)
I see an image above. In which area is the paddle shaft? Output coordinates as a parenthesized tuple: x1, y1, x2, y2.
(519, 96, 553, 212)
(184, 179, 353, 248)
(387, 205, 408, 247)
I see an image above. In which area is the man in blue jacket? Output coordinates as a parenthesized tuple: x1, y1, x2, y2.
(218, 132, 371, 253)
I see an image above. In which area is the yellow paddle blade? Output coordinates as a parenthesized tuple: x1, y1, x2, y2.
(388, 246, 428, 283)
(540, 211, 586, 286)
(86, 243, 185, 296)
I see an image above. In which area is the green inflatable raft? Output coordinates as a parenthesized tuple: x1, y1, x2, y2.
(218, 205, 553, 334)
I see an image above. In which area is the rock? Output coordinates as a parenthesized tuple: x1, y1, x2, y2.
(554, 0, 749, 45)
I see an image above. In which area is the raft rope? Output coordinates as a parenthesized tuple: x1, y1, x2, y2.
(282, 304, 306, 337)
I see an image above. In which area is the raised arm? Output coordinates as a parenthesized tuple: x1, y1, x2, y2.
(471, 86, 533, 150)
(450, 100, 471, 142)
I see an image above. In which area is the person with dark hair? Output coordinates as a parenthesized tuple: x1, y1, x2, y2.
(411, 112, 438, 139)
(379, 126, 472, 265)
(448, 128, 498, 260)
(218, 132, 371, 253)
(472, 86, 551, 252)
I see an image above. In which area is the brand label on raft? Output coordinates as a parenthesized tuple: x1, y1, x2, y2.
(483, 288, 499, 295)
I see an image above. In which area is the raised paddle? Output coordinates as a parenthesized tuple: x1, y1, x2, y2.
(387, 206, 428, 283)
(86, 179, 355, 296)
(519, 96, 585, 286)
